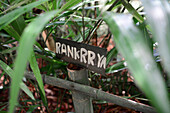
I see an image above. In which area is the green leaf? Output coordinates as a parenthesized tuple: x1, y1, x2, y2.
(0, 111, 7, 113)
(29, 51, 47, 107)
(61, 0, 81, 11)
(103, 12, 170, 113)
(9, 0, 82, 112)
(19, 83, 35, 100)
(0, 0, 48, 30)
(138, 23, 153, 52)
(0, 0, 29, 15)
(0, 47, 18, 54)
(3, 25, 20, 40)
(9, 10, 59, 113)
(120, 0, 144, 23)
(10, 16, 26, 35)
(0, 60, 35, 100)
(106, 61, 125, 74)
(10, 0, 23, 5)
(27, 105, 40, 113)
(52, 0, 57, 10)
(106, 47, 118, 66)
(56, 0, 62, 9)
(141, 0, 170, 83)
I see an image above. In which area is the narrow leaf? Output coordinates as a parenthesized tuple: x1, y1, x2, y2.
(106, 47, 118, 66)
(61, 0, 81, 11)
(103, 12, 170, 113)
(3, 25, 20, 40)
(0, 0, 48, 30)
(29, 51, 47, 106)
(10, 16, 26, 35)
(9, 0, 82, 112)
(120, 0, 144, 23)
(9, 10, 59, 113)
(141, 0, 170, 83)
(0, 47, 18, 54)
(0, 60, 35, 100)
(0, 0, 28, 15)
(106, 61, 125, 74)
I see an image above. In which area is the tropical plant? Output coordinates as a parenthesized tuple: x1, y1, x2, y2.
(0, 0, 169, 112)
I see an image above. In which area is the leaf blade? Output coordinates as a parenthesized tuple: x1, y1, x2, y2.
(29, 51, 47, 107)
(0, 60, 35, 100)
(120, 0, 144, 23)
(103, 12, 170, 113)
(9, 10, 59, 113)
(9, 0, 82, 112)
(141, 0, 170, 84)
(0, 0, 48, 30)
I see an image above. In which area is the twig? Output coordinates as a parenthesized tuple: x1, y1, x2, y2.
(82, 0, 85, 42)
(85, 0, 120, 44)
(107, 0, 120, 11)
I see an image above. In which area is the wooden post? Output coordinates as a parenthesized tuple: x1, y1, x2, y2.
(67, 67, 93, 113)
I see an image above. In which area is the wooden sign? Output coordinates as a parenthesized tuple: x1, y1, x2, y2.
(55, 38, 107, 75)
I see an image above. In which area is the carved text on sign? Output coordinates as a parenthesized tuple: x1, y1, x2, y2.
(55, 38, 107, 75)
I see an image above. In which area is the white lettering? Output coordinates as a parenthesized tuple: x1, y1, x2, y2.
(100, 57, 106, 69)
(80, 48, 87, 63)
(74, 47, 80, 60)
(97, 54, 104, 68)
(67, 45, 73, 58)
(61, 44, 67, 55)
(56, 42, 61, 54)
(56, 41, 106, 71)
(88, 50, 95, 66)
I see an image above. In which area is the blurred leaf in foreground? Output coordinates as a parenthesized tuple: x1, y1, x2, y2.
(9, 0, 82, 112)
(9, 10, 59, 113)
(141, 0, 170, 84)
(103, 12, 170, 113)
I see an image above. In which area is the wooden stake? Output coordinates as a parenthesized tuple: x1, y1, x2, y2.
(67, 67, 93, 113)
(42, 30, 56, 53)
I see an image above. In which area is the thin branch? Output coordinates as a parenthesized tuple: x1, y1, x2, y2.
(82, 0, 85, 42)
(107, 0, 120, 11)
(85, 19, 102, 44)
(84, 0, 120, 44)
(24, 71, 156, 113)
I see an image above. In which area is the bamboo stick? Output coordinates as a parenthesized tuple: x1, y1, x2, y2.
(24, 71, 156, 113)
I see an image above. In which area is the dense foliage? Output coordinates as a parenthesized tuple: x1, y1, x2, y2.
(0, 0, 170, 112)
